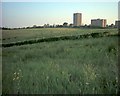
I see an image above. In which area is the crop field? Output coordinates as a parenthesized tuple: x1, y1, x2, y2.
(2, 28, 119, 94)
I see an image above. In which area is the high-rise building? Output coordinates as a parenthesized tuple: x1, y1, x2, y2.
(73, 13, 82, 27)
(91, 19, 107, 27)
(115, 20, 120, 28)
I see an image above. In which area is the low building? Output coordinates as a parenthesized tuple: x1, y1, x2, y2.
(91, 19, 107, 27)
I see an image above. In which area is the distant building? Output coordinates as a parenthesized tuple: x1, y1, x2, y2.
(115, 20, 120, 29)
(109, 24, 114, 28)
(69, 23, 73, 27)
(63, 22, 68, 27)
(73, 13, 82, 27)
(33, 25, 37, 28)
(91, 19, 107, 27)
(44, 24, 49, 28)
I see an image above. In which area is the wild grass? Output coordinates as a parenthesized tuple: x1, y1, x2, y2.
(2, 31, 116, 47)
(2, 28, 117, 43)
(2, 36, 118, 94)
(0, 28, 1, 95)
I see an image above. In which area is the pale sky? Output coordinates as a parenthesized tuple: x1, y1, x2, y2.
(1, 1, 119, 28)
(1, 0, 120, 2)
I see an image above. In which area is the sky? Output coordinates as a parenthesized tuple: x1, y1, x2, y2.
(1, 1, 119, 28)
(1, 0, 120, 2)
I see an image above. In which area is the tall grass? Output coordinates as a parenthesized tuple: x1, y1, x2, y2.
(2, 28, 117, 43)
(2, 31, 118, 47)
(2, 36, 118, 94)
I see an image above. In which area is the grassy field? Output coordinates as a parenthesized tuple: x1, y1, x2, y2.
(2, 28, 118, 94)
(1, 28, 118, 43)
(0, 47, 2, 95)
